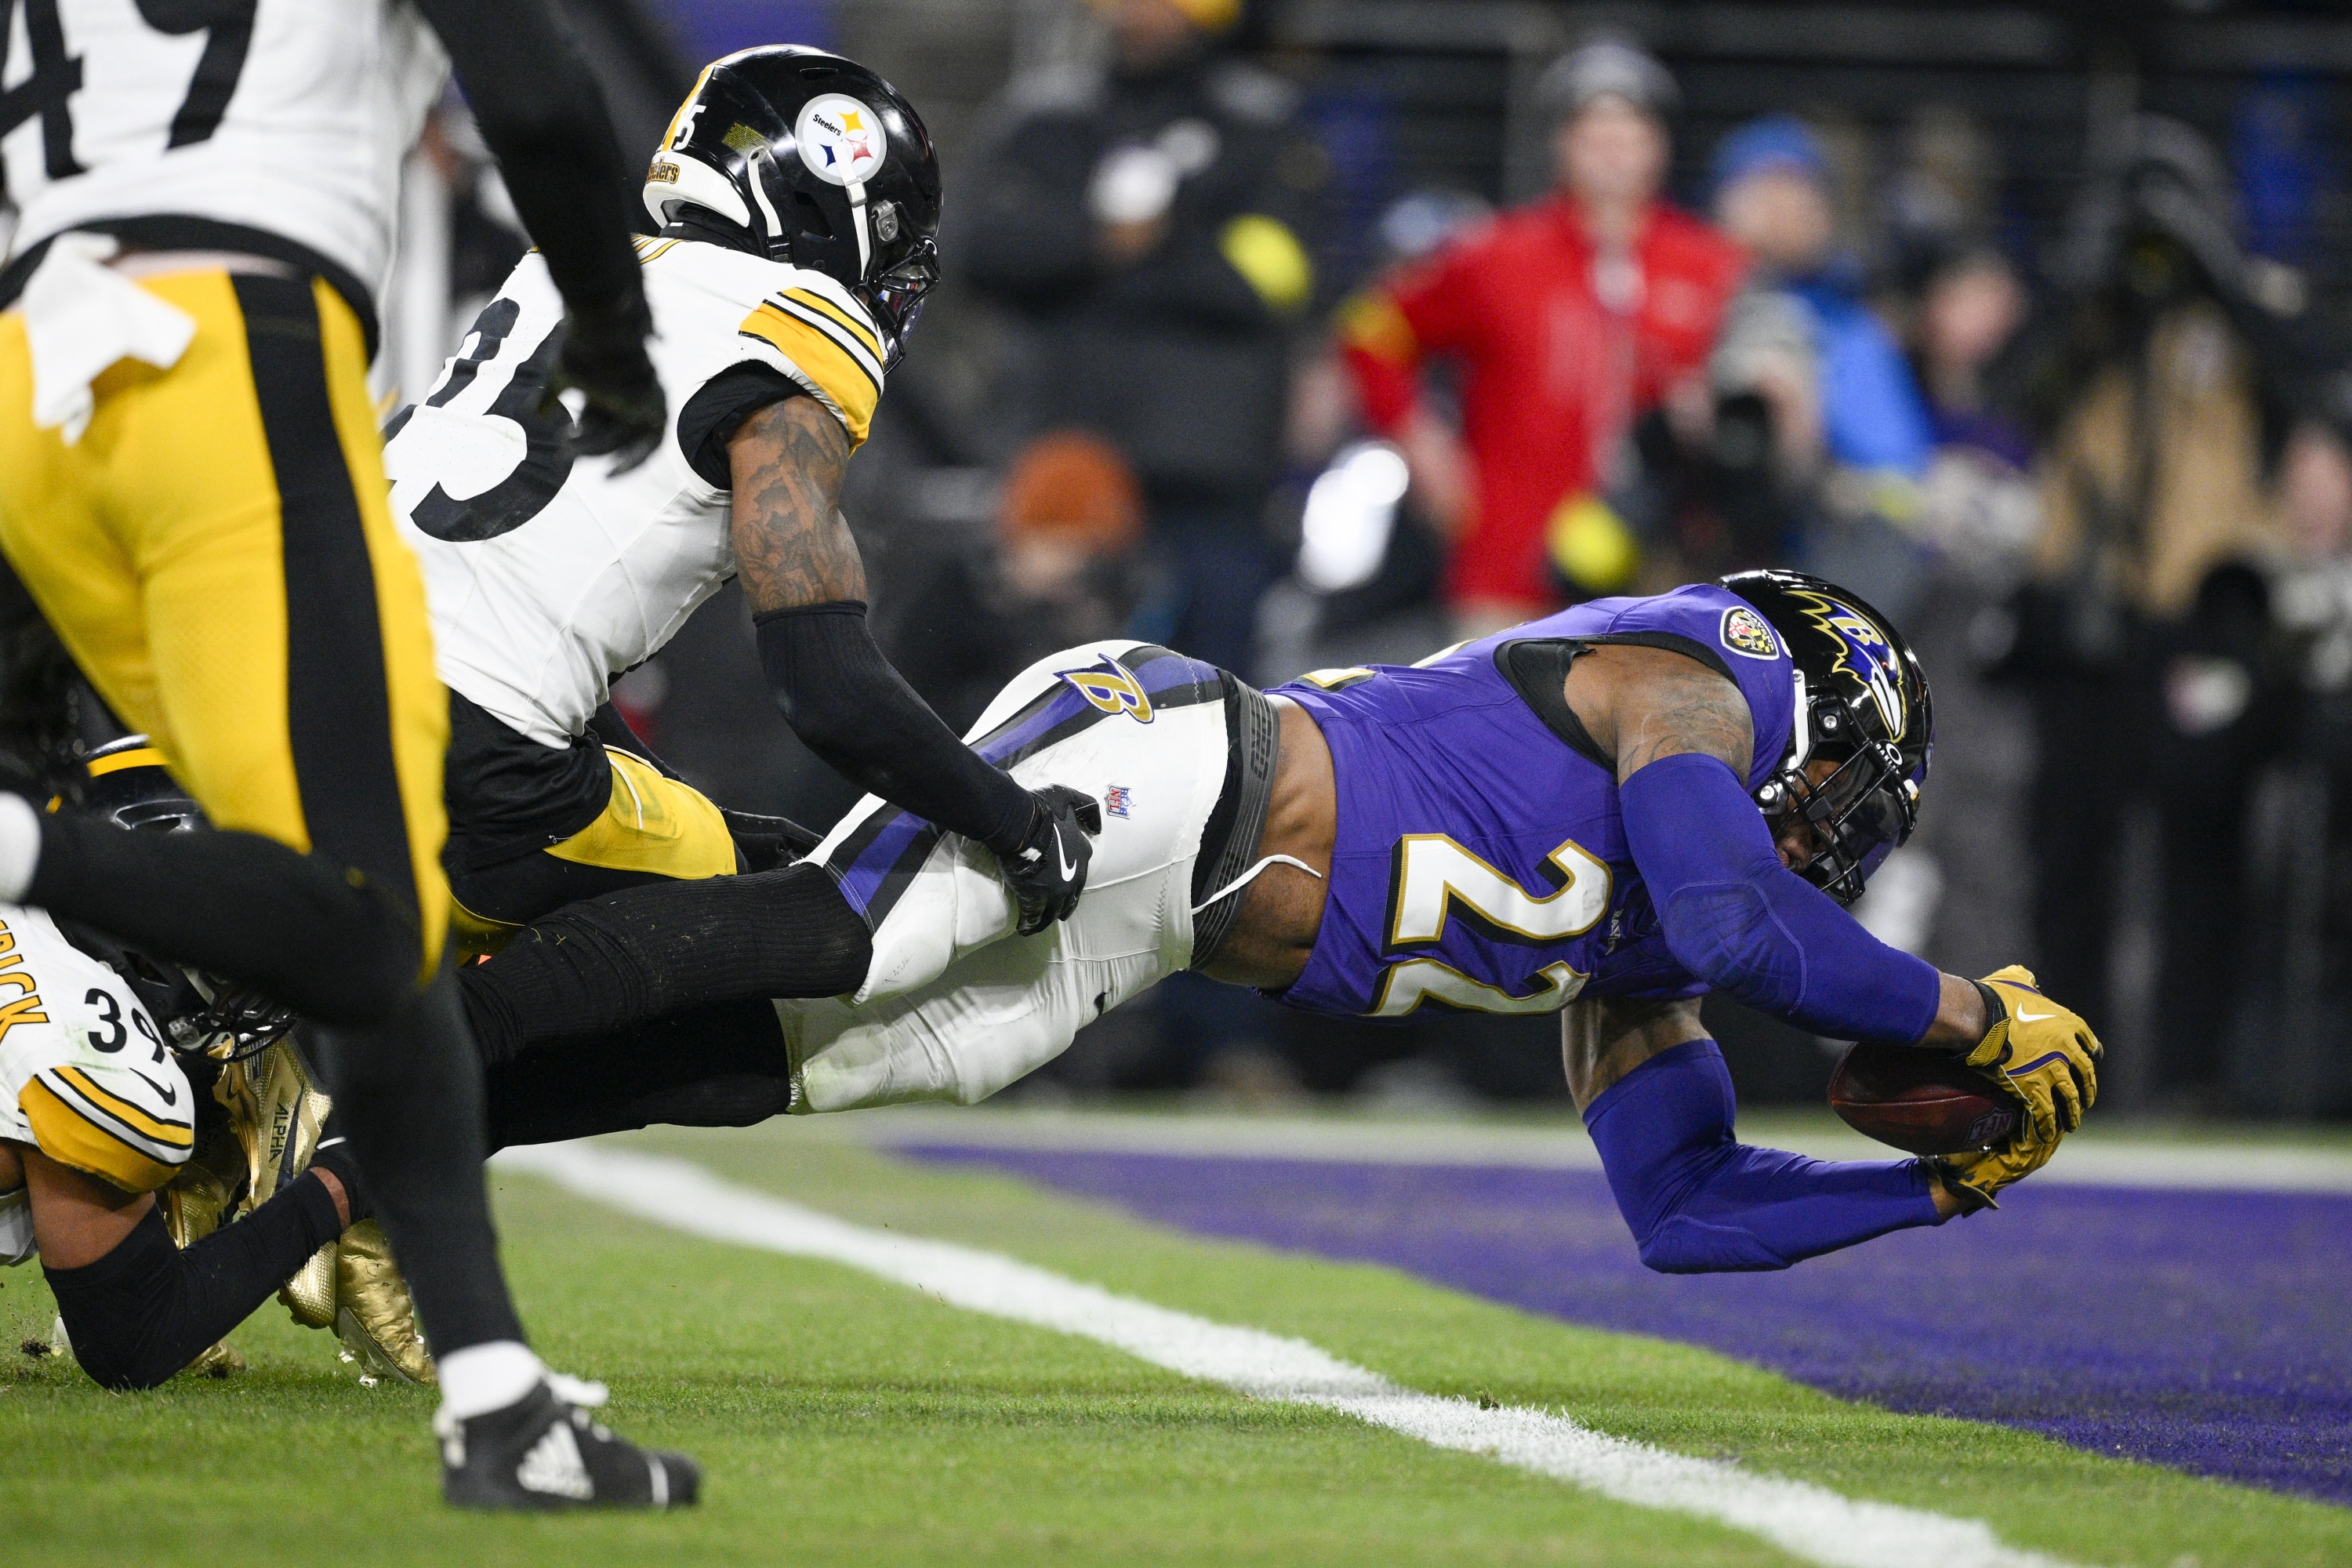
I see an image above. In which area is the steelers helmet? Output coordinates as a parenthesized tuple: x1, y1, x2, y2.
(1718, 570, 1933, 906)
(645, 45, 941, 367)
(76, 738, 296, 1061)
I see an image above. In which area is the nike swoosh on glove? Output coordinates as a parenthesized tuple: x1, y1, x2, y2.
(1958, 963, 2103, 1149)
(996, 786, 1103, 936)
(542, 295, 666, 474)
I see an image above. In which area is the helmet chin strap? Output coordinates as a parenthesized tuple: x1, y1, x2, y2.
(845, 177, 872, 278)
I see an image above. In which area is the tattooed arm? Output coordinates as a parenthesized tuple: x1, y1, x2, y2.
(726, 395, 1036, 853)
(1557, 644, 1755, 785)
(728, 394, 863, 612)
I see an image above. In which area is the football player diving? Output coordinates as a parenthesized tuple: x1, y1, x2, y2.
(0, 0, 691, 1509)
(462, 572, 2106, 1271)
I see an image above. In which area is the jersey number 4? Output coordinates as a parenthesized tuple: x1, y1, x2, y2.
(0, 0, 257, 191)
(1369, 835, 1610, 1018)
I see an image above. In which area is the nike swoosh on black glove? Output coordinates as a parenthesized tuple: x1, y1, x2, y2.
(542, 297, 666, 474)
(999, 786, 1103, 936)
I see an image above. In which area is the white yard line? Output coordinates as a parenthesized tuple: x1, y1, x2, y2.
(809, 1105, 2352, 1193)
(503, 1142, 2089, 1568)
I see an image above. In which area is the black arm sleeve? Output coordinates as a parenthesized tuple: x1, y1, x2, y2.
(45, 1181, 344, 1391)
(754, 601, 1035, 851)
(412, 0, 646, 318)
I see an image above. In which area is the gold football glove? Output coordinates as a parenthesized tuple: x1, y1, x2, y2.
(1959, 965, 2102, 1146)
(1933, 1133, 2059, 1213)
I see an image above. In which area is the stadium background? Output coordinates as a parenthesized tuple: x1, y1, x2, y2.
(376, 0, 2352, 1120)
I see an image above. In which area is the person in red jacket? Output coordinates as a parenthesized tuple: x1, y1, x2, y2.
(1341, 37, 1745, 632)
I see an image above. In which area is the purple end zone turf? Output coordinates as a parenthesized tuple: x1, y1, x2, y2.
(891, 1144, 2352, 1504)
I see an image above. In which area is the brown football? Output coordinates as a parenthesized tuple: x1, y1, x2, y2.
(1828, 1041, 2018, 1156)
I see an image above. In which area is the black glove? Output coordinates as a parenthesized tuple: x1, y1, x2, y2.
(993, 786, 1103, 936)
(544, 294, 665, 474)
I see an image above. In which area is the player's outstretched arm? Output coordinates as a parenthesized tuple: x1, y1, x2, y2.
(729, 397, 1096, 931)
(413, 0, 662, 466)
(1573, 646, 1994, 1047)
(9, 1142, 358, 1390)
(1574, 645, 2098, 1204)
(1564, 995, 1960, 1274)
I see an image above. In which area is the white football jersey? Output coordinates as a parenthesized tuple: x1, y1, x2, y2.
(0, 903, 191, 1236)
(0, 0, 447, 298)
(386, 235, 887, 747)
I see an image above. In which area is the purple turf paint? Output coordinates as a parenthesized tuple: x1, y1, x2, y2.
(891, 1145, 2352, 1505)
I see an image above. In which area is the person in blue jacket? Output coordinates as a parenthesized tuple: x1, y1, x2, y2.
(1711, 114, 1935, 479)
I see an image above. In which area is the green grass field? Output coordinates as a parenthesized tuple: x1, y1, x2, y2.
(2, 1125, 2346, 1567)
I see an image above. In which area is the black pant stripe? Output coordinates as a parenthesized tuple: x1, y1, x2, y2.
(234, 275, 420, 924)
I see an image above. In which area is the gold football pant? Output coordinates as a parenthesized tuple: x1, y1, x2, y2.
(451, 748, 739, 954)
(0, 270, 451, 972)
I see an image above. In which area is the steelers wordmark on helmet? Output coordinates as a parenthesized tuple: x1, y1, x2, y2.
(797, 95, 887, 187)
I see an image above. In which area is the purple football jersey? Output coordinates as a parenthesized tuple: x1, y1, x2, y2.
(1269, 584, 1795, 1019)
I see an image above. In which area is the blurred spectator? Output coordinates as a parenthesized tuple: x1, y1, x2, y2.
(961, 0, 1321, 676)
(1338, 34, 1744, 634)
(1877, 240, 2039, 1017)
(1909, 243, 2040, 568)
(2242, 416, 2352, 1117)
(2002, 116, 2307, 1101)
(877, 432, 1149, 734)
(1711, 114, 1934, 482)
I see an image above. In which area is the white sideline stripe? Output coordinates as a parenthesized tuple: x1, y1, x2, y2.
(810, 1105, 2352, 1193)
(501, 1142, 2089, 1568)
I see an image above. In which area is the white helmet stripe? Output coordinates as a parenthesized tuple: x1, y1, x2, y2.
(845, 178, 871, 277)
(643, 151, 753, 232)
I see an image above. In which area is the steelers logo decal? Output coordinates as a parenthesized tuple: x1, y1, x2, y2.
(1720, 605, 1781, 660)
(795, 93, 885, 187)
(1059, 658, 1156, 724)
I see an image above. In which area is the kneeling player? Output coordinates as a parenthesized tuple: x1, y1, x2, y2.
(0, 744, 370, 1388)
(466, 572, 2102, 1266)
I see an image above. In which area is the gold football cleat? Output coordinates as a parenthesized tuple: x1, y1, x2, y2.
(215, 1035, 332, 1214)
(279, 1240, 338, 1330)
(334, 1221, 435, 1385)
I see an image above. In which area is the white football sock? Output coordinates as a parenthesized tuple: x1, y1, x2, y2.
(0, 793, 41, 904)
(436, 1340, 545, 1422)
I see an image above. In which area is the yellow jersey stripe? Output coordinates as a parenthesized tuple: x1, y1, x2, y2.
(764, 291, 885, 387)
(85, 746, 171, 779)
(779, 287, 883, 362)
(52, 1065, 194, 1146)
(19, 1077, 182, 1192)
(738, 304, 882, 445)
(634, 238, 682, 264)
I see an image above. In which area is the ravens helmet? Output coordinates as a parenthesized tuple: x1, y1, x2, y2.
(77, 738, 296, 1062)
(1718, 570, 1933, 906)
(645, 45, 941, 367)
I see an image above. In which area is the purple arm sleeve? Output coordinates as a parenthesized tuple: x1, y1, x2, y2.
(1618, 752, 1942, 1043)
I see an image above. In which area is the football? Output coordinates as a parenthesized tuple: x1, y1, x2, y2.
(1828, 1041, 2020, 1156)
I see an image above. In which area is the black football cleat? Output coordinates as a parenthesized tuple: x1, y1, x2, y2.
(437, 1378, 700, 1511)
